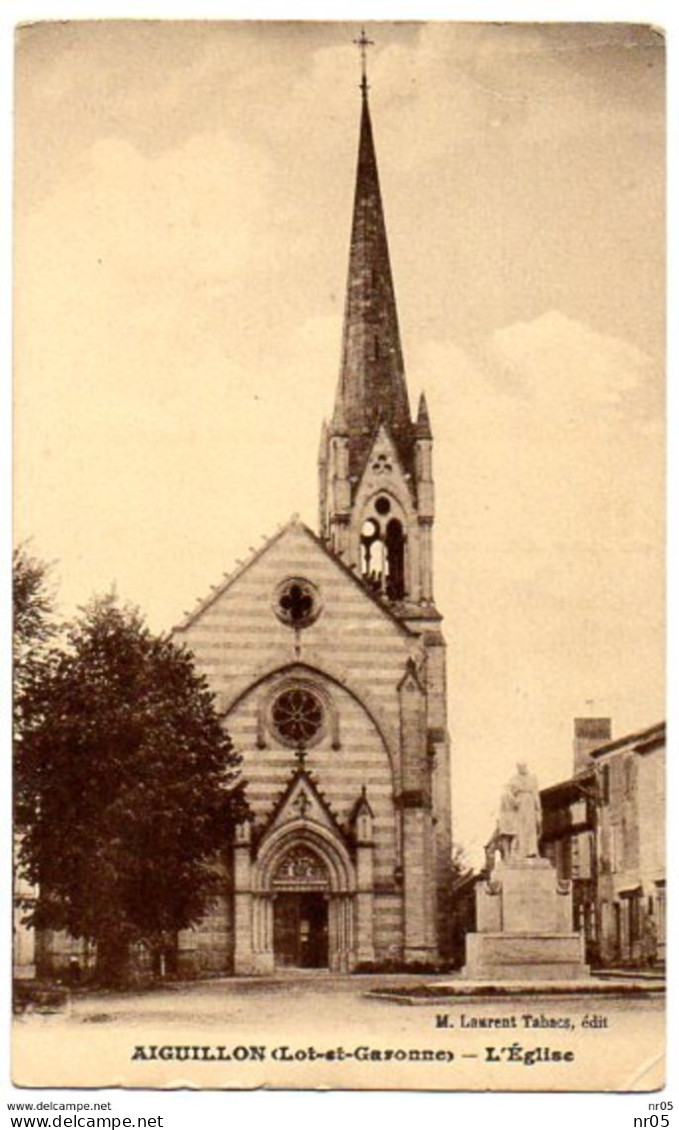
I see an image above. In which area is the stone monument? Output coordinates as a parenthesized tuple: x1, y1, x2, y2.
(464, 762, 589, 981)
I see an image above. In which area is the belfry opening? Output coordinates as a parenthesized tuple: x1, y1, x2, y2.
(360, 506, 406, 600)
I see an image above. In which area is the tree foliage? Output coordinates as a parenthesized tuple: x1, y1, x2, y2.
(450, 841, 472, 882)
(14, 593, 248, 983)
(13, 544, 57, 744)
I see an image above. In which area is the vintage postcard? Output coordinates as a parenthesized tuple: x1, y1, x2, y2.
(11, 20, 665, 1092)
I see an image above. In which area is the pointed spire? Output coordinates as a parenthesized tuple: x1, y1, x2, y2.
(332, 76, 414, 484)
(416, 392, 433, 440)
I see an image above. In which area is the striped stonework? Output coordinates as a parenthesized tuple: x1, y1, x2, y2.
(173, 519, 450, 972)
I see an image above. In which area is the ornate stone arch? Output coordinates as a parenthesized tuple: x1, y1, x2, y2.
(254, 821, 356, 895)
(360, 487, 410, 526)
(220, 658, 401, 777)
(246, 822, 359, 973)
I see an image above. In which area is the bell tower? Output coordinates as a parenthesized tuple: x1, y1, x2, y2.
(319, 48, 438, 623)
(318, 38, 452, 959)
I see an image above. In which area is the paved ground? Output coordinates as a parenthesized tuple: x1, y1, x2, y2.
(13, 974, 665, 1092)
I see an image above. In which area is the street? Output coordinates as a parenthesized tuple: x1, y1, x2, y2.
(12, 975, 664, 1092)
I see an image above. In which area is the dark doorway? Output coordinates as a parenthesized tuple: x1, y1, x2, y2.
(273, 893, 329, 969)
(614, 902, 622, 962)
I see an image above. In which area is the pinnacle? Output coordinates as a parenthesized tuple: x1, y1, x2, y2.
(416, 392, 433, 439)
(330, 400, 349, 436)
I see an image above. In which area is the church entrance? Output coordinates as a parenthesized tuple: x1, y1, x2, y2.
(273, 893, 329, 969)
(247, 835, 357, 974)
(270, 844, 331, 970)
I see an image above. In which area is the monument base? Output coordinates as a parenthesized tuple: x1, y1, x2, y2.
(463, 932, 589, 980)
(463, 858, 590, 982)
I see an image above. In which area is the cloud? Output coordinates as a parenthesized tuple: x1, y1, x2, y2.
(489, 310, 655, 410)
(416, 312, 663, 567)
(413, 311, 663, 850)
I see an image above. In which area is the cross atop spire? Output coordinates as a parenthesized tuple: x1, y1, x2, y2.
(353, 26, 374, 97)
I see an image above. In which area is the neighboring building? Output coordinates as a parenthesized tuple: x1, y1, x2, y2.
(169, 80, 452, 974)
(540, 718, 609, 963)
(540, 719, 665, 968)
(592, 722, 665, 967)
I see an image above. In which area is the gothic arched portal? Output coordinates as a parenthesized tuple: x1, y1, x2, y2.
(248, 824, 358, 973)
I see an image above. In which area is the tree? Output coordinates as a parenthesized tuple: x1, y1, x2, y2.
(450, 841, 471, 882)
(13, 543, 57, 746)
(14, 594, 248, 985)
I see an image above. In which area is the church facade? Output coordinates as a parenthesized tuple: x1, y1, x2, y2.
(171, 85, 453, 974)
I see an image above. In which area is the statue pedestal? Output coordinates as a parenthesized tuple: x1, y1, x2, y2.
(463, 859, 589, 981)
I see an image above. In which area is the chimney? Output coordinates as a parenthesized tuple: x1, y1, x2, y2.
(573, 717, 612, 774)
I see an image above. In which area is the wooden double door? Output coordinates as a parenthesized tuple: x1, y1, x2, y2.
(273, 892, 329, 969)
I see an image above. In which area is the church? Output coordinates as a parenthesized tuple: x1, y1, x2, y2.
(170, 70, 453, 974)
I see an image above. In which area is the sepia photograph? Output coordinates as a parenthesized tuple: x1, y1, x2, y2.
(10, 19, 666, 1092)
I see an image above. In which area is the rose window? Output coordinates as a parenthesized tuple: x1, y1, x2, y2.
(274, 578, 320, 628)
(271, 687, 324, 746)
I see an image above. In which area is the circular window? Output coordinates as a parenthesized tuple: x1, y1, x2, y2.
(274, 578, 321, 628)
(375, 495, 391, 516)
(361, 517, 379, 539)
(270, 687, 325, 747)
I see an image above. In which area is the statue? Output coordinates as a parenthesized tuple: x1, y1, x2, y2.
(506, 761, 541, 859)
(495, 785, 519, 862)
(466, 759, 589, 981)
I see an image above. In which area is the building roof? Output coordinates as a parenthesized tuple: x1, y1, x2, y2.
(540, 720, 666, 802)
(589, 721, 665, 759)
(172, 516, 417, 639)
(540, 771, 596, 803)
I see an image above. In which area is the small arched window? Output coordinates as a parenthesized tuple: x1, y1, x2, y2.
(385, 519, 405, 600)
(359, 501, 406, 601)
(360, 518, 383, 592)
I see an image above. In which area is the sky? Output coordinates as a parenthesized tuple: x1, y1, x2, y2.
(13, 21, 665, 864)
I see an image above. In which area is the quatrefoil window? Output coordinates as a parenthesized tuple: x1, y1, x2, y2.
(274, 578, 321, 629)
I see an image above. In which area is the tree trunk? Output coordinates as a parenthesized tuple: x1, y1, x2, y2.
(95, 933, 133, 988)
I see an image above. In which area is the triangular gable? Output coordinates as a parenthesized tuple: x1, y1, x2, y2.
(255, 766, 346, 846)
(353, 422, 416, 510)
(172, 520, 293, 632)
(173, 516, 417, 640)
